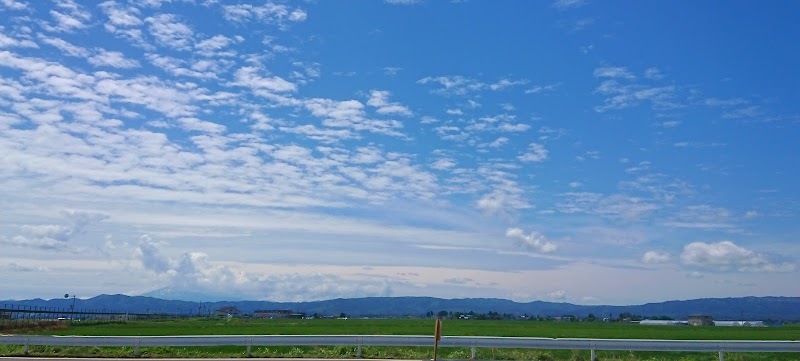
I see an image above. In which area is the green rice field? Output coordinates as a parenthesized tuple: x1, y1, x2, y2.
(1, 318, 798, 360)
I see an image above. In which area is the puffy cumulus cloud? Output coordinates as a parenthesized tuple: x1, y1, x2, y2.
(680, 241, 795, 272)
(518, 143, 548, 162)
(134, 235, 392, 301)
(0, 210, 109, 250)
(506, 228, 558, 253)
(641, 251, 671, 264)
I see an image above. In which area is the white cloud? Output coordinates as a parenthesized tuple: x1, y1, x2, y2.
(518, 143, 548, 162)
(489, 78, 527, 91)
(680, 241, 795, 272)
(641, 251, 671, 264)
(506, 228, 558, 253)
(146, 54, 218, 79)
(367, 90, 412, 116)
(552, 0, 585, 10)
(232, 66, 297, 93)
(47, 1, 92, 32)
(195, 35, 235, 57)
(486, 137, 509, 148)
(383, 66, 402, 76)
(145, 14, 194, 50)
(280, 124, 356, 144)
(664, 205, 733, 229)
(525, 83, 560, 94)
(176, 117, 226, 133)
(475, 166, 531, 216)
(305, 98, 405, 137)
(546, 289, 567, 301)
(88, 49, 141, 68)
(0, 28, 38, 48)
(655, 120, 682, 128)
(37, 35, 89, 57)
(0, 0, 28, 10)
(593, 66, 635, 80)
(99, 1, 143, 27)
(417, 75, 485, 96)
(1, 210, 108, 251)
(431, 158, 456, 170)
(222, 3, 307, 28)
(644, 67, 664, 80)
(557, 192, 659, 221)
(594, 78, 677, 113)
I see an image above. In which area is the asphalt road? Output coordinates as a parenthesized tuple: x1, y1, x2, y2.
(1, 335, 799, 352)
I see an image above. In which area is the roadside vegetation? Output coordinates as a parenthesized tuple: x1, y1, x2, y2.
(1, 318, 798, 360)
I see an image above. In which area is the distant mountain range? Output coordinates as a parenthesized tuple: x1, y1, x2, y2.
(3, 294, 799, 320)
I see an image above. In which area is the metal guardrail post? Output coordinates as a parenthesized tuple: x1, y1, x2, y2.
(246, 343, 252, 357)
(23, 340, 28, 356)
(470, 346, 476, 359)
(590, 348, 596, 361)
(134, 338, 140, 357)
(357, 339, 362, 358)
(719, 351, 724, 361)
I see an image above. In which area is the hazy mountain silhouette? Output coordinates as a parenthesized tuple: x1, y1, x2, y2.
(3, 294, 798, 320)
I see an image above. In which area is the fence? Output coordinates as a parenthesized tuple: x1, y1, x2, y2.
(1, 335, 797, 361)
(0, 304, 170, 329)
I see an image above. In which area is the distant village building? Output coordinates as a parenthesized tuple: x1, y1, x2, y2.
(714, 320, 766, 327)
(214, 306, 241, 318)
(639, 319, 688, 326)
(688, 315, 714, 326)
(253, 309, 304, 319)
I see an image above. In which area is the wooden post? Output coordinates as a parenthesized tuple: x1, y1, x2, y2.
(433, 318, 442, 361)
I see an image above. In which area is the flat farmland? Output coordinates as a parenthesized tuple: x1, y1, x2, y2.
(40, 318, 800, 340)
(1, 318, 798, 360)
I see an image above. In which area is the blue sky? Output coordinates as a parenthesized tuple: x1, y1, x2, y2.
(1, 0, 798, 305)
